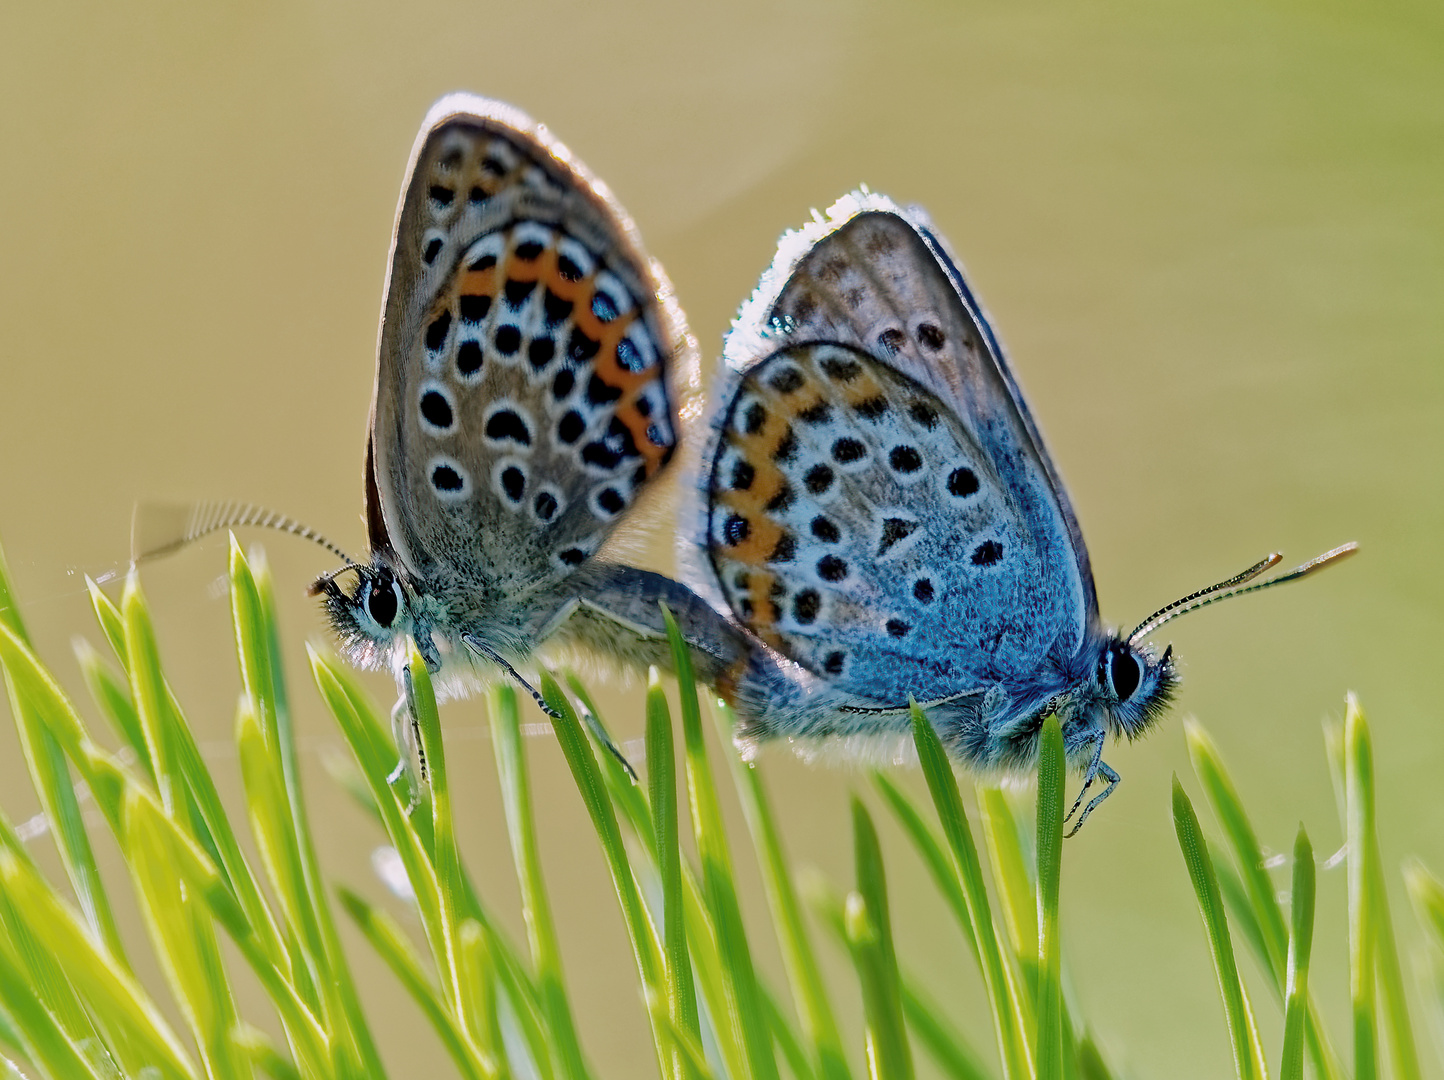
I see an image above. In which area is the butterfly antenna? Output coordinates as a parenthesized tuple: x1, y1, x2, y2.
(132, 500, 354, 566)
(1128, 543, 1358, 644)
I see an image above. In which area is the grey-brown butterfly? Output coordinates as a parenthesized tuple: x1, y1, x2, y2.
(138, 94, 747, 789)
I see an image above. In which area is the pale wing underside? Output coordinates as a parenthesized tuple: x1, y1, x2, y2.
(371, 95, 681, 603)
(703, 194, 1091, 700)
(707, 344, 1061, 704)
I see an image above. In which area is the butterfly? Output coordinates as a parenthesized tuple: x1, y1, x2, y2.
(136, 94, 747, 786)
(680, 190, 1356, 833)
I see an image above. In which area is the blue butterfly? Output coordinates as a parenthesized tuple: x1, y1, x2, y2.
(682, 190, 1355, 832)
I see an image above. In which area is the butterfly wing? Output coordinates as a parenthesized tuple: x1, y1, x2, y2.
(694, 191, 1095, 707)
(369, 94, 686, 603)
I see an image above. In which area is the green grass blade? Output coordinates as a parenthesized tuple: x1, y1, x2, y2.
(1171, 776, 1267, 1080)
(1189, 727, 1344, 1080)
(850, 800, 912, 1080)
(910, 702, 1031, 1080)
(1345, 697, 1377, 1080)
(459, 921, 508, 1080)
(762, 987, 817, 1080)
(0, 935, 110, 1080)
(808, 876, 993, 1080)
(1279, 827, 1315, 1080)
(899, 979, 995, 1080)
(0, 546, 127, 972)
(1035, 716, 1065, 1080)
(1075, 1034, 1115, 1080)
(717, 696, 851, 1080)
(489, 681, 591, 1080)
(232, 1022, 304, 1080)
(0, 847, 195, 1079)
(337, 888, 489, 1080)
(663, 607, 779, 1080)
(73, 638, 152, 779)
(979, 787, 1037, 978)
(872, 773, 977, 961)
(565, 675, 653, 842)
(540, 673, 669, 1075)
(252, 549, 387, 1080)
(647, 669, 700, 1080)
(122, 783, 246, 1080)
(1185, 724, 1288, 981)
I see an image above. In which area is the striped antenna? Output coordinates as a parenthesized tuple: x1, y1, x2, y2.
(131, 501, 354, 565)
(1128, 542, 1358, 644)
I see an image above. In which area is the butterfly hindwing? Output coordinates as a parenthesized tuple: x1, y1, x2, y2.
(371, 95, 680, 600)
(699, 192, 1093, 706)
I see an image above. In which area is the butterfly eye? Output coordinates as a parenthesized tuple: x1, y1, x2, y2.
(1107, 645, 1142, 702)
(367, 577, 399, 629)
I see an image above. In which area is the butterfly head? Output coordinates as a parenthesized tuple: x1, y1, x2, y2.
(1092, 636, 1178, 740)
(310, 560, 434, 673)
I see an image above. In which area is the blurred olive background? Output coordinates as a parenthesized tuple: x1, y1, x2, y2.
(2, 0, 1441, 1076)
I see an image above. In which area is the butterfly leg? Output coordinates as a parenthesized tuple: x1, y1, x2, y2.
(460, 634, 561, 719)
(387, 666, 428, 813)
(570, 694, 639, 784)
(1064, 729, 1105, 825)
(1064, 761, 1120, 838)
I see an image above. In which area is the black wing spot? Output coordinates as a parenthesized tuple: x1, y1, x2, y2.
(420, 391, 453, 429)
(793, 590, 820, 625)
(501, 466, 525, 502)
(798, 402, 832, 425)
(587, 374, 622, 406)
(568, 328, 601, 364)
(534, 491, 558, 521)
(559, 547, 587, 566)
(767, 533, 796, 563)
(889, 446, 922, 473)
(428, 185, 455, 206)
(913, 578, 935, 603)
(431, 464, 463, 492)
(557, 253, 584, 281)
(804, 464, 834, 495)
(817, 555, 847, 582)
(886, 619, 911, 638)
(504, 279, 533, 309)
(743, 402, 767, 434)
(514, 240, 544, 261)
(820, 354, 861, 381)
(733, 571, 750, 592)
(582, 440, 623, 469)
(457, 341, 484, 376)
(486, 410, 532, 445)
(823, 650, 846, 675)
(831, 438, 866, 464)
(971, 540, 1004, 566)
(459, 294, 491, 323)
(723, 515, 750, 546)
(494, 325, 521, 355)
(772, 427, 798, 464)
(765, 483, 794, 512)
(947, 467, 980, 497)
(811, 516, 840, 543)
(468, 186, 485, 203)
(854, 396, 889, 420)
(469, 252, 497, 272)
(917, 323, 946, 349)
(426, 311, 452, 352)
(557, 411, 586, 444)
(908, 401, 938, 430)
(552, 368, 575, 400)
(528, 336, 555, 370)
(597, 487, 626, 514)
(878, 518, 918, 556)
(877, 328, 906, 355)
(768, 366, 805, 394)
(544, 289, 574, 324)
(423, 238, 444, 264)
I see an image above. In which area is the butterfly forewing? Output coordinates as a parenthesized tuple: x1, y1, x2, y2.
(371, 96, 679, 599)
